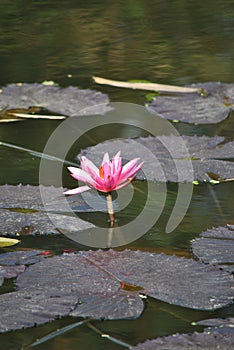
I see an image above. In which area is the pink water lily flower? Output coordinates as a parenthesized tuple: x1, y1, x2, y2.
(64, 151, 143, 195)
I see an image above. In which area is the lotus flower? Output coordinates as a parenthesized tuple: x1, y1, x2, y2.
(64, 151, 143, 195)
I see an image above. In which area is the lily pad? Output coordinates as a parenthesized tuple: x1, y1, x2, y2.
(147, 82, 234, 124)
(134, 317, 234, 350)
(0, 265, 25, 287)
(0, 185, 95, 236)
(138, 317, 234, 350)
(131, 330, 234, 349)
(196, 316, 234, 329)
(79, 135, 234, 182)
(0, 250, 51, 287)
(0, 185, 94, 212)
(0, 290, 79, 333)
(0, 250, 51, 266)
(0, 249, 233, 332)
(191, 225, 234, 273)
(0, 83, 109, 120)
(0, 209, 94, 236)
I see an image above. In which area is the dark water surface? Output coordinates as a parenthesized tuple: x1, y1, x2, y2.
(0, 1, 234, 349)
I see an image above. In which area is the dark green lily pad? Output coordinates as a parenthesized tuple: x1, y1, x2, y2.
(0, 185, 95, 236)
(79, 135, 234, 182)
(0, 83, 109, 120)
(0, 290, 80, 333)
(0, 250, 52, 287)
(196, 317, 234, 329)
(0, 250, 51, 266)
(0, 185, 94, 212)
(0, 209, 94, 236)
(191, 225, 234, 273)
(190, 82, 234, 107)
(133, 306, 234, 349)
(0, 265, 25, 287)
(131, 330, 234, 349)
(147, 82, 234, 124)
(0, 249, 233, 332)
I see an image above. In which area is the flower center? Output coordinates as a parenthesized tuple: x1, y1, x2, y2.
(99, 165, 104, 179)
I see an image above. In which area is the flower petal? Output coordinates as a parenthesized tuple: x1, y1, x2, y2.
(119, 158, 142, 182)
(114, 151, 121, 158)
(111, 151, 122, 176)
(115, 178, 135, 190)
(128, 161, 144, 178)
(102, 162, 111, 180)
(63, 185, 91, 195)
(80, 157, 99, 178)
(67, 167, 96, 186)
(102, 152, 110, 165)
(64, 153, 142, 195)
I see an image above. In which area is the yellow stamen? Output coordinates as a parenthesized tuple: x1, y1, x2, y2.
(99, 165, 104, 179)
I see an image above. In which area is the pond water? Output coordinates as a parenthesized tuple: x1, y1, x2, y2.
(0, 1, 234, 349)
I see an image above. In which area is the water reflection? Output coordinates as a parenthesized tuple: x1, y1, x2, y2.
(0, 1, 234, 87)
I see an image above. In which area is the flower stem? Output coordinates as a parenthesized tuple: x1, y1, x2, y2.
(106, 193, 115, 227)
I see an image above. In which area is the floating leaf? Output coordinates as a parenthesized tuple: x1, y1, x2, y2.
(0, 290, 79, 333)
(0, 105, 66, 122)
(0, 249, 233, 332)
(145, 93, 158, 102)
(0, 83, 110, 122)
(0, 265, 25, 287)
(0, 185, 95, 236)
(147, 82, 234, 124)
(0, 250, 51, 287)
(78, 135, 234, 183)
(196, 317, 234, 329)
(0, 250, 52, 266)
(191, 225, 234, 273)
(0, 237, 20, 247)
(0, 185, 94, 212)
(131, 330, 234, 349)
(0, 208, 94, 237)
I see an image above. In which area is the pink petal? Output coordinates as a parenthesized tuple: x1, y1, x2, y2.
(80, 157, 99, 179)
(114, 151, 121, 158)
(113, 167, 122, 187)
(102, 162, 111, 181)
(93, 183, 110, 192)
(102, 152, 110, 165)
(63, 185, 91, 195)
(92, 173, 106, 187)
(119, 158, 141, 182)
(104, 176, 116, 192)
(127, 161, 144, 178)
(111, 151, 122, 175)
(64, 154, 143, 195)
(116, 178, 134, 190)
(67, 167, 96, 186)
(76, 171, 111, 192)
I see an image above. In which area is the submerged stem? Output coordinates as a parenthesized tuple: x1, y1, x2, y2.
(106, 192, 115, 227)
(0, 140, 76, 166)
